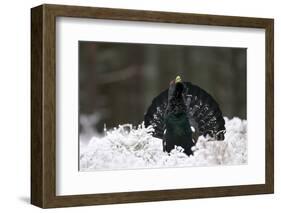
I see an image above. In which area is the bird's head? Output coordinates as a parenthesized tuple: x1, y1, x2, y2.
(168, 75, 184, 101)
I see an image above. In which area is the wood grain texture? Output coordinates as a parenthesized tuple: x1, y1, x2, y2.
(265, 20, 274, 193)
(31, 5, 43, 207)
(31, 4, 274, 208)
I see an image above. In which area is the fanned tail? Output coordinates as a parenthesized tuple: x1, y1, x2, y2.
(144, 82, 226, 142)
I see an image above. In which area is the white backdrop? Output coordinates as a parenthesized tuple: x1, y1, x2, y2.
(0, 0, 279, 212)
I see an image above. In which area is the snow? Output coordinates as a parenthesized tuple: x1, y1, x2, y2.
(80, 117, 247, 171)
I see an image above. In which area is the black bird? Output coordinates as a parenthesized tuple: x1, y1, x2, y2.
(144, 76, 226, 156)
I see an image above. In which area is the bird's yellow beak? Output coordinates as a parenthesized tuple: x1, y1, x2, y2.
(175, 75, 182, 83)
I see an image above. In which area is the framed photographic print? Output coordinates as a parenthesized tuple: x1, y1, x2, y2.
(31, 4, 274, 208)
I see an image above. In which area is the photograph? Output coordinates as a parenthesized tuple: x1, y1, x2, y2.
(79, 41, 247, 171)
(30, 4, 274, 208)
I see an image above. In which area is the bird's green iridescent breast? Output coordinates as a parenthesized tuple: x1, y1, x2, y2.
(164, 113, 192, 136)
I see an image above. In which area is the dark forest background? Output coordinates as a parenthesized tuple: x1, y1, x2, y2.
(79, 41, 246, 138)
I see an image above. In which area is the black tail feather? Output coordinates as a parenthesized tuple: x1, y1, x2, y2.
(144, 81, 225, 142)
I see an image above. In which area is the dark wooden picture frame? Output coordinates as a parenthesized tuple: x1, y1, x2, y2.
(31, 4, 274, 208)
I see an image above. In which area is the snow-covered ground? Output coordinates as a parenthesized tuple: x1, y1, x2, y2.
(80, 117, 247, 171)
